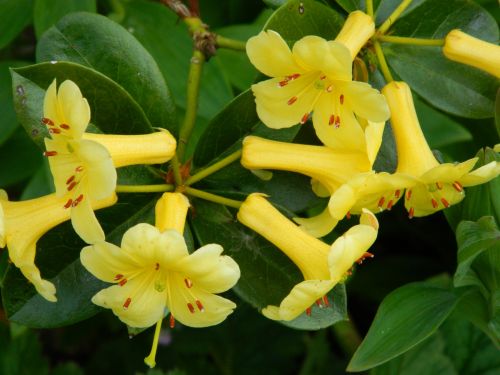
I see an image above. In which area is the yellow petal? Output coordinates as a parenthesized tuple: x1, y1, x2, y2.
(293, 207, 339, 238)
(460, 161, 499, 186)
(261, 279, 335, 321)
(155, 192, 189, 233)
(246, 30, 305, 77)
(19, 263, 57, 302)
(43, 79, 58, 126)
(328, 182, 358, 219)
(335, 11, 375, 59)
(405, 182, 464, 217)
(175, 244, 240, 293)
(311, 178, 330, 198)
(71, 195, 105, 244)
(344, 81, 390, 123)
(92, 280, 166, 328)
(44, 137, 80, 197)
(420, 159, 477, 183)
(364, 121, 385, 166)
(57, 80, 90, 138)
(292, 37, 351, 80)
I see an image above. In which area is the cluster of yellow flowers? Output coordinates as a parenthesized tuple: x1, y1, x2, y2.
(0, 9, 499, 369)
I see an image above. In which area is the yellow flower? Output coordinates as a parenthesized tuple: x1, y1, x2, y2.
(0, 190, 116, 302)
(43, 79, 176, 244)
(246, 18, 389, 152)
(443, 29, 500, 78)
(80, 193, 240, 367)
(237, 194, 378, 322)
(335, 11, 375, 59)
(382, 81, 500, 218)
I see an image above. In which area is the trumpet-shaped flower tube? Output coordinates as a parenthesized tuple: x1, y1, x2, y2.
(81, 193, 240, 366)
(43, 79, 176, 244)
(0, 190, 116, 302)
(246, 23, 389, 152)
(383, 81, 500, 217)
(237, 194, 378, 321)
(443, 30, 500, 78)
(335, 11, 375, 59)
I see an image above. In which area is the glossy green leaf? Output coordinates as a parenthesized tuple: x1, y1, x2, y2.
(11, 62, 153, 149)
(495, 88, 500, 137)
(0, 61, 27, 146)
(33, 0, 96, 38)
(20, 160, 53, 200)
(383, 0, 499, 118)
(37, 12, 176, 133)
(190, 200, 347, 330)
(1, 194, 158, 328)
(0, 0, 34, 49)
(348, 282, 460, 371)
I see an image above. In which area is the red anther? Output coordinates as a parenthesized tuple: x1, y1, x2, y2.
(387, 200, 394, 210)
(322, 296, 329, 307)
(395, 190, 401, 198)
(187, 303, 195, 314)
(431, 199, 438, 208)
(169, 314, 175, 328)
(326, 85, 333, 92)
(119, 278, 128, 287)
(75, 166, 84, 172)
(356, 252, 374, 265)
(300, 113, 309, 124)
(408, 207, 415, 219)
(340, 94, 344, 104)
(287, 96, 298, 105)
(377, 196, 385, 208)
(72, 194, 84, 207)
(43, 151, 58, 157)
(41, 117, 54, 126)
(288, 73, 301, 80)
(123, 298, 131, 309)
(329, 114, 335, 125)
(184, 278, 193, 288)
(334, 116, 341, 128)
(452, 181, 463, 192)
(441, 198, 450, 208)
(436, 182, 443, 190)
(155, 263, 160, 270)
(319, 75, 326, 80)
(305, 307, 312, 316)
(346, 211, 351, 219)
(49, 128, 61, 134)
(315, 299, 323, 307)
(114, 274, 124, 281)
(66, 175, 75, 185)
(63, 199, 73, 209)
(196, 300, 204, 312)
(60, 123, 70, 130)
(406, 190, 412, 201)
(67, 181, 77, 191)
(278, 80, 288, 87)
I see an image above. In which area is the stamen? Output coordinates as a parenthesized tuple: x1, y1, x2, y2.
(329, 114, 335, 125)
(340, 94, 344, 104)
(49, 128, 61, 134)
(452, 181, 463, 192)
(72, 194, 84, 207)
(60, 123, 70, 130)
(326, 85, 333, 93)
(155, 263, 159, 270)
(334, 116, 340, 128)
(119, 278, 128, 286)
(387, 200, 394, 210)
(440, 198, 450, 208)
(319, 75, 326, 80)
(195, 300, 204, 312)
(356, 252, 374, 264)
(288, 73, 301, 80)
(315, 299, 323, 308)
(63, 199, 73, 209)
(431, 198, 438, 208)
(287, 96, 298, 105)
(114, 274, 124, 281)
(436, 182, 443, 190)
(305, 307, 312, 316)
(66, 175, 75, 185)
(67, 181, 77, 191)
(43, 151, 58, 157)
(395, 190, 401, 198)
(408, 207, 415, 219)
(41, 117, 54, 126)
(322, 296, 329, 307)
(278, 80, 288, 87)
(123, 297, 131, 309)
(300, 113, 309, 124)
(377, 197, 385, 208)
(346, 211, 351, 220)
(75, 166, 84, 172)
(169, 314, 175, 328)
(406, 190, 412, 201)
(184, 278, 193, 288)
(187, 303, 195, 314)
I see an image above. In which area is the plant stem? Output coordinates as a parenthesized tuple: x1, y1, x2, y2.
(378, 0, 413, 35)
(184, 187, 242, 209)
(373, 40, 394, 82)
(378, 35, 444, 46)
(185, 149, 242, 186)
(170, 154, 184, 186)
(331, 318, 363, 357)
(116, 184, 174, 193)
(177, 49, 205, 161)
(216, 35, 247, 51)
(366, 0, 374, 18)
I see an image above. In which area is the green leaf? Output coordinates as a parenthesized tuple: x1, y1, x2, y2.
(190, 200, 347, 330)
(20, 160, 54, 200)
(454, 216, 500, 344)
(348, 282, 461, 371)
(1, 194, 158, 328)
(0, 0, 34, 49)
(33, 0, 96, 38)
(495, 88, 500, 137)
(37, 12, 176, 133)
(383, 0, 499, 118)
(11, 62, 153, 150)
(50, 363, 84, 375)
